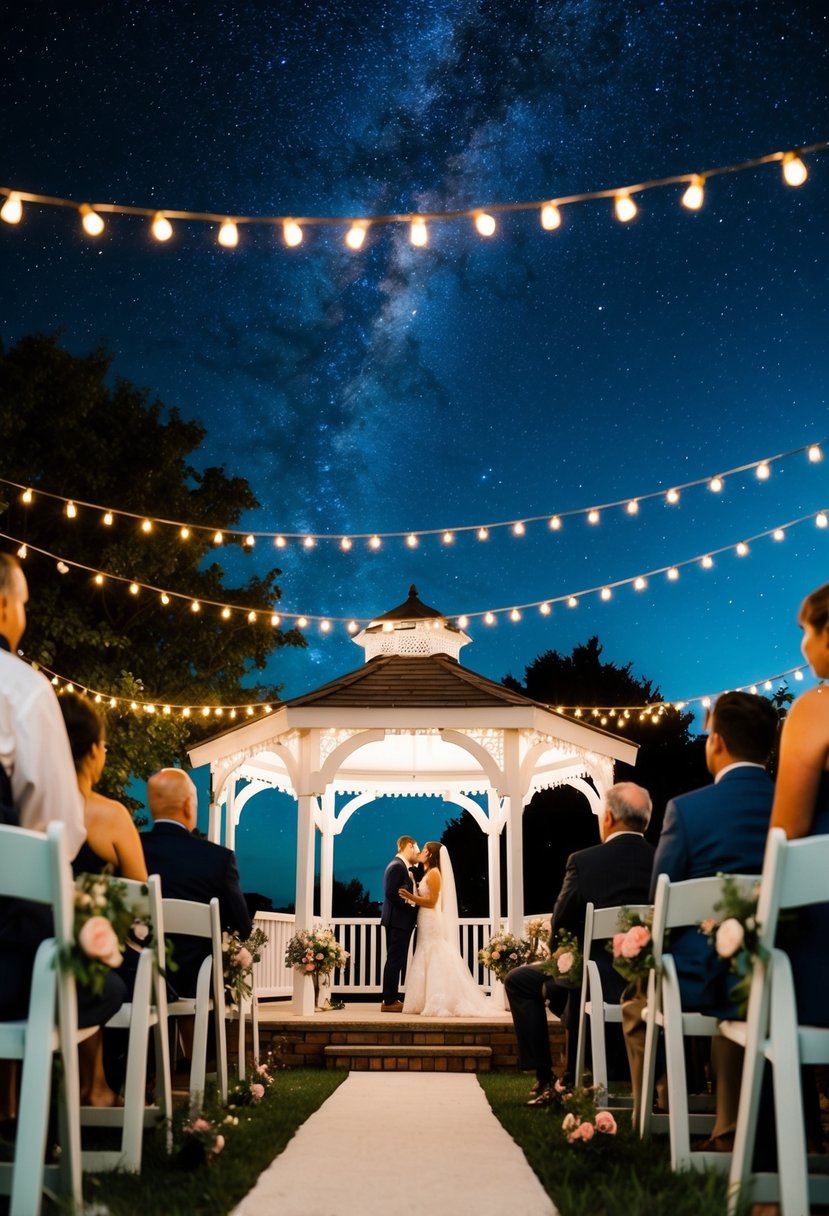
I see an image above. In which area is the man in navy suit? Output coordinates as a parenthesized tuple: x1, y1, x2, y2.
(141, 767, 252, 998)
(506, 782, 655, 1105)
(379, 834, 419, 1011)
(625, 690, 779, 1146)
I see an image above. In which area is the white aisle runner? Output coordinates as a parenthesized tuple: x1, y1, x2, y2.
(232, 1072, 558, 1216)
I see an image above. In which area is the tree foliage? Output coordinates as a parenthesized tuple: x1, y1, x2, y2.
(0, 333, 305, 805)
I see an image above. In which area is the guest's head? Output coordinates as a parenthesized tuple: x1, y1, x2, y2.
(799, 581, 829, 679)
(59, 691, 106, 781)
(601, 782, 652, 839)
(147, 767, 198, 830)
(0, 553, 28, 651)
(704, 690, 779, 774)
(421, 841, 442, 871)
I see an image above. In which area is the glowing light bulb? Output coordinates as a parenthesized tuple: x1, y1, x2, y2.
(614, 193, 637, 223)
(202, 707, 210, 717)
(477, 527, 489, 541)
(666, 488, 680, 504)
(275, 536, 286, 548)
(442, 531, 454, 545)
(410, 218, 428, 247)
(345, 223, 367, 250)
(340, 537, 352, 551)
(180, 526, 190, 540)
(736, 542, 749, 556)
(151, 212, 173, 241)
(218, 220, 239, 247)
(16, 544, 27, 558)
(549, 516, 561, 530)
(474, 211, 496, 237)
(271, 613, 281, 626)
(484, 611, 495, 625)
(80, 204, 104, 236)
(320, 619, 331, 633)
(600, 587, 612, 601)
(347, 620, 358, 633)
(221, 607, 231, 619)
(808, 445, 823, 463)
(709, 476, 723, 493)
(56, 561, 69, 574)
(567, 596, 578, 608)
(701, 555, 714, 569)
(817, 512, 828, 529)
(303, 536, 316, 549)
(588, 509, 600, 525)
(21, 488, 33, 504)
(183, 707, 191, 718)
(540, 203, 561, 230)
(756, 462, 771, 480)
(103, 512, 113, 526)
(634, 576, 647, 591)
(510, 608, 521, 622)
(141, 519, 152, 533)
(764, 680, 772, 691)
(190, 600, 200, 613)
(66, 500, 77, 518)
(457, 615, 469, 629)
(213, 531, 224, 545)
(129, 582, 139, 595)
(667, 567, 680, 580)
(1, 192, 22, 224)
(297, 616, 308, 629)
(795, 670, 804, 681)
(94, 574, 104, 586)
(283, 220, 303, 247)
(540, 602, 551, 616)
(513, 521, 525, 536)
(626, 500, 639, 515)
(782, 152, 808, 187)
(773, 529, 785, 541)
(160, 593, 170, 605)
(406, 533, 419, 548)
(244, 534, 255, 547)
(681, 176, 705, 210)
(369, 535, 382, 550)
(247, 611, 257, 623)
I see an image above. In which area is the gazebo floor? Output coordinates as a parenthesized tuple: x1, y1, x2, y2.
(255, 1000, 565, 1073)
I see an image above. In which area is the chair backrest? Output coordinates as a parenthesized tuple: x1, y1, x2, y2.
(651, 872, 759, 964)
(162, 897, 217, 940)
(116, 875, 166, 976)
(587, 902, 654, 945)
(756, 827, 829, 953)
(0, 822, 73, 945)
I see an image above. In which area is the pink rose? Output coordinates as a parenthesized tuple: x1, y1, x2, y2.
(612, 933, 626, 958)
(78, 916, 123, 968)
(255, 1063, 270, 1077)
(557, 951, 574, 975)
(577, 1121, 595, 1142)
(191, 1118, 211, 1133)
(562, 1113, 579, 1132)
(715, 918, 745, 959)
(491, 950, 501, 959)
(214, 1134, 225, 1152)
(233, 947, 253, 969)
(250, 1083, 265, 1101)
(595, 1110, 617, 1134)
(315, 952, 324, 960)
(305, 962, 316, 971)
(621, 925, 651, 958)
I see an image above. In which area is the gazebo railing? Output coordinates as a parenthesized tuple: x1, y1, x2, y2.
(251, 912, 548, 999)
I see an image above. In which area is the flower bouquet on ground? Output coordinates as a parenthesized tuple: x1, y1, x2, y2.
(478, 931, 535, 982)
(700, 874, 766, 1017)
(223, 926, 269, 1006)
(557, 1085, 618, 1148)
(608, 907, 655, 991)
(60, 871, 139, 995)
(541, 929, 583, 989)
(226, 1055, 276, 1110)
(175, 1115, 225, 1169)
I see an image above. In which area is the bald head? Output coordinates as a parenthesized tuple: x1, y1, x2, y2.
(601, 781, 652, 839)
(148, 767, 198, 830)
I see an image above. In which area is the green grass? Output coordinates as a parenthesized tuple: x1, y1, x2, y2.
(81, 1070, 345, 1216)
(478, 1074, 734, 1216)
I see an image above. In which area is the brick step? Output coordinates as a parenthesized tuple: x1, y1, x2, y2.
(323, 1044, 492, 1072)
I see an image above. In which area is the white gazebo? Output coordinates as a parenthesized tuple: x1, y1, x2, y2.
(188, 586, 638, 1010)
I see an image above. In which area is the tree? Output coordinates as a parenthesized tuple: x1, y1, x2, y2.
(0, 333, 305, 805)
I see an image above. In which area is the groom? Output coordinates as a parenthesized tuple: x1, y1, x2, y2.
(380, 835, 419, 1012)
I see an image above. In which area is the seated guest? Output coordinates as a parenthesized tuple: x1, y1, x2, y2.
(59, 691, 148, 881)
(623, 690, 778, 1146)
(142, 767, 252, 998)
(505, 782, 654, 1105)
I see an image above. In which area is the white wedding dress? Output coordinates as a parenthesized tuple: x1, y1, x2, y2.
(402, 850, 492, 1017)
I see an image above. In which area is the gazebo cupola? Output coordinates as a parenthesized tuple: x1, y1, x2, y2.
(354, 584, 471, 661)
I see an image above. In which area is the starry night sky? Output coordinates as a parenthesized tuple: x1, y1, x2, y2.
(2, 2, 828, 903)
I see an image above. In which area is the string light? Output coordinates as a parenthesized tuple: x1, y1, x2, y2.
(345, 222, 367, 250)
(0, 143, 822, 252)
(756, 462, 771, 480)
(1, 191, 22, 224)
(66, 501, 77, 519)
(2, 440, 820, 549)
(513, 521, 526, 537)
(151, 212, 173, 241)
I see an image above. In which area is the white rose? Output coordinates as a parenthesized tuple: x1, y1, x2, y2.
(715, 917, 745, 959)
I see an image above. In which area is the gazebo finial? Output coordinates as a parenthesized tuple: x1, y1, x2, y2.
(353, 585, 471, 661)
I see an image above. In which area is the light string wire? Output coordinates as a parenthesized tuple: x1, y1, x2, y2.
(1, 141, 826, 244)
(3, 506, 827, 628)
(34, 658, 809, 721)
(2, 440, 823, 548)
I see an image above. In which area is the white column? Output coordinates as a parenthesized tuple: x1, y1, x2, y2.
(503, 731, 525, 937)
(292, 730, 320, 1014)
(225, 780, 236, 852)
(319, 790, 335, 924)
(207, 800, 222, 843)
(486, 790, 502, 932)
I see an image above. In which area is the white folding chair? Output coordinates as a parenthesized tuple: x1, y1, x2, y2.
(163, 896, 228, 1109)
(639, 872, 758, 1172)
(79, 874, 173, 1173)
(0, 822, 87, 1216)
(574, 902, 652, 1109)
(722, 828, 829, 1216)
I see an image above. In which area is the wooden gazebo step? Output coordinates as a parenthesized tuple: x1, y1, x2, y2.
(323, 1044, 492, 1072)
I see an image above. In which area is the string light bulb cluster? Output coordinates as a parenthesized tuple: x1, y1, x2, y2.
(1, 143, 824, 249)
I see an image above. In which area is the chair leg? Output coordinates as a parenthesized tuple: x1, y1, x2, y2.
(639, 976, 660, 1137)
(10, 992, 54, 1216)
(661, 977, 691, 1169)
(727, 994, 772, 1214)
(590, 1005, 609, 1100)
(251, 1000, 260, 1067)
(769, 957, 808, 1216)
(120, 953, 154, 1172)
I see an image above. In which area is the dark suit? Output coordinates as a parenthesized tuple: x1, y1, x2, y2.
(651, 764, 772, 1017)
(141, 822, 252, 997)
(506, 832, 655, 1081)
(380, 855, 417, 1004)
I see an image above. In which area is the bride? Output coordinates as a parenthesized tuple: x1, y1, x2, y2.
(399, 841, 492, 1017)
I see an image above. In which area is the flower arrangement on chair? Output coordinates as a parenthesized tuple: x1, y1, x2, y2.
(608, 907, 655, 991)
(222, 926, 269, 1006)
(700, 874, 766, 1017)
(478, 930, 536, 981)
(60, 871, 141, 994)
(542, 929, 584, 989)
(285, 926, 349, 1008)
